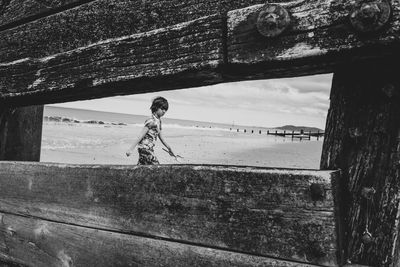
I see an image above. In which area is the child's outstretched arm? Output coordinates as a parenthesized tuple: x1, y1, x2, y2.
(126, 126, 149, 157)
(159, 132, 175, 156)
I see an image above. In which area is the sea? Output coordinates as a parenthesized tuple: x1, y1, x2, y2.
(44, 106, 270, 132)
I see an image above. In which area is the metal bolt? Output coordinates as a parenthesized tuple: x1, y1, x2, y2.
(361, 187, 376, 200)
(310, 183, 325, 201)
(350, 1, 391, 33)
(256, 4, 290, 38)
(381, 83, 396, 98)
(361, 230, 374, 244)
(349, 127, 363, 139)
(7, 226, 15, 236)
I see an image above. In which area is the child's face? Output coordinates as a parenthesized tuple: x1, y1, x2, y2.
(155, 107, 167, 118)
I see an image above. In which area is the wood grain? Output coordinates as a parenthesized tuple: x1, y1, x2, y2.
(0, 14, 224, 106)
(320, 61, 400, 267)
(226, 0, 400, 79)
(0, 106, 43, 161)
(1, 1, 400, 105)
(0, 0, 265, 63)
(0, 0, 92, 30)
(0, 212, 326, 267)
(3, 0, 397, 63)
(0, 162, 339, 266)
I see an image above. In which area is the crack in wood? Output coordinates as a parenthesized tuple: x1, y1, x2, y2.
(0, 209, 326, 266)
(0, 0, 96, 32)
(0, 0, 10, 15)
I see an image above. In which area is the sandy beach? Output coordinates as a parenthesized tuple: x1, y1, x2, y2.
(41, 121, 323, 169)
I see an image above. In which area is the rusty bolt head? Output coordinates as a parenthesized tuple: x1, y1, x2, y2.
(310, 183, 325, 201)
(361, 231, 373, 244)
(350, 1, 391, 33)
(361, 187, 376, 200)
(6, 226, 15, 236)
(349, 127, 363, 139)
(381, 83, 398, 98)
(256, 4, 290, 38)
(360, 3, 381, 21)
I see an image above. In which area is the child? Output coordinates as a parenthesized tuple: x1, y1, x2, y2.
(126, 96, 175, 165)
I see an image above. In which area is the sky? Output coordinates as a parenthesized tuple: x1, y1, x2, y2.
(50, 73, 333, 129)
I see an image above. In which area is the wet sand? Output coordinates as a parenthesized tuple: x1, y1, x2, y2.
(41, 122, 323, 169)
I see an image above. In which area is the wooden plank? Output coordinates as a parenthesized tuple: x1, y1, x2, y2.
(0, 259, 25, 267)
(0, 106, 43, 161)
(1, 0, 397, 64)
(0, 0, 268, 63)
(320, 62, 400, 266)
(0, 14, 224, 106)
(1, 1, 400, 105)
(226, 1, 400, 80)
(0, 162, 340, 266)
(0, 0, 261, 32)
(0, 0, 92, 30)
(0, 212, 323, 267)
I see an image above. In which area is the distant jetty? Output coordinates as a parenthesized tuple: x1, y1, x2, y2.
(267, 129, 324, 140)
(275, 125, 323, 133)
(229, 125, 324, 140)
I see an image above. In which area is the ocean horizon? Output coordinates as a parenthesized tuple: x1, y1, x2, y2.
(44, 106, 274, 132)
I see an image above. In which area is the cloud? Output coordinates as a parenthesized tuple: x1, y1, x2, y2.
(53, 74, 333, 128)
(280, 73, 333, 93)
(170, 75, 332, 118)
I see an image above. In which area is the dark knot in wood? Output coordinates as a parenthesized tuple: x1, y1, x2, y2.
(361, 187, 376, 200)
(0, 0, 11, 15)
(350, 1, 391, 33)
(349, 127, 363, 139)
(6, 226, 16, 236)
(361, 230, 374, 244)
(310, 183, 325, 201)
(381, 83, 397, 98)
(256, 4, 290, 38)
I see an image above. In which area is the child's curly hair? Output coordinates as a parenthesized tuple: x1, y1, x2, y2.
(150, 97, 169, 113)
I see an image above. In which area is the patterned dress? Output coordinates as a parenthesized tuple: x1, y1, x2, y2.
(137, 115, 161, 165)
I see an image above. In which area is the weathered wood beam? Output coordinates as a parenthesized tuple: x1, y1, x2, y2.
(0, 0, 275, 35)
(0, 0, 94, 30)
(1, 1, 400, 106)
(2, 0, 397, 63)
(0, 212, 325, 267)
(225, 0, 400, 80)
(0, 105, 43, 161)
(0, 162, 340, 266)
(0, 0, 268, 63)
(320, 62, 400, 267)
(0, 14, 225, 106)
